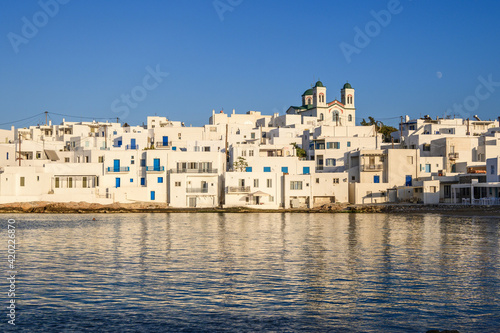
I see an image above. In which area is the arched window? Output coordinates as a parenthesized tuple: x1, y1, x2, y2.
(348, 95, 353, 104)
(348, 114, 352, 122)
(319, 113, 324, 121)
(319, 93, 324, 103)
(333, 112, 339, 122)
(307, 98, 312, 105)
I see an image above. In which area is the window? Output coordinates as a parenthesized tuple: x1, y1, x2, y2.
(6, 152, 8, 160)
(348, 114, 352, 121)
(281, 167, 288, 173)
(241, 150, 246, 156)
(374, 175, 380, 183)
(65, 158, 70, 163)
(20, 177, 25, 187)
(491, 165, 495, 175)
(203, 146, 210, 152)
(68, 177, 73, 188)
(55, 177, 60, 188)
(423, 144, 431, 151)
(131, 160, 135, 165)
(178, 133, 181, 139)
(264, 167, 271, 172)
(425, 164, 431, 173)
(290, 181, 303, 190)
(130, 178, 134, 183)
(409, 125, 415, 130)
(347, 141, 351, 147)
(444, 185, 451, 198)
(140, 159, 146, 167)
(319, 113, 324, 121)
(83, 177, 87, 188)
(158, 177, 164, 183)
(270, 196, 274, 202)
(141, 178, 145, 186)
(267, 179, 272, 188)
(303, 167, 310, 174)
(333, 178, 339, 184)
(254, 179, 259, 187)
(251, 133, 255, 139)
(98, 156, 104, 163)
(326, 158, 336, 166)
(328, 142, 340, 149)
(249, 150, 254, 157)
(175, 182, 181, 187)
(246, 167, 252, 172)
(37, 176, 39, 181)
(430, 186, 437, 193)
(333, 112, 340, 122)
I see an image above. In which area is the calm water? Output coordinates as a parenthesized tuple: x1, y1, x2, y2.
(4, 213, 500, 332)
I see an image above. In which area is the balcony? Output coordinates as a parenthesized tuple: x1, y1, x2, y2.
(156, 142, 172, 148)
(106, 167, 130, 173)
(126, 144, 139, 150)
(448, 152, 459, 159)
(146, 166, 165, 172)
(361, 164, 383, 172)
(227, 186, 251, 193)
(186, 188, 209, 193)
(170, 168, 218, 174)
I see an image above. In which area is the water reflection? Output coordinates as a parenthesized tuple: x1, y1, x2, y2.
(12, 213, 500, 332)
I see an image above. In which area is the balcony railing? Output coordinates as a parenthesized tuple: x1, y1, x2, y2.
(227, 186, 251, 193)
(156, 142, 172, 148)
(186, 188, 209, 193)
(126, 144, 139, 150)
(146, 166, 165, 172)
(361, 164, 383, 172)
(448, 152, 459, 159)
(170, 168, 218, 174)
(107, 167, 130, 173)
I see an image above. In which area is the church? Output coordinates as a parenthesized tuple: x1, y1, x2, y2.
(286, 81, 356, 126)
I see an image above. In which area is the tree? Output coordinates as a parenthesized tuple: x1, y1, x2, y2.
(360, 117, 398, 142)
(292, 143, 306, 158)
(233, 157, 248, 171)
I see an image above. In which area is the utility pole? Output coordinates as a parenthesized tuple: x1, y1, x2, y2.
(45, 111, 48, 126)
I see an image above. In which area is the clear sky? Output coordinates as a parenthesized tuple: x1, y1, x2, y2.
(1, 0, 500, 129)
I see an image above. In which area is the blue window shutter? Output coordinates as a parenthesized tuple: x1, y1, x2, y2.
(141, 178, 145, 186)
(246, 167, 252, 172)
(303, 167, 310, 174)
(374, 175, 380, 183)
(281, 167, 288, 173)
(264, 167, 271, 172)
(150, 191, 155, 200)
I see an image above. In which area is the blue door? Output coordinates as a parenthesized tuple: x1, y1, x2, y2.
(405, 175, 412, 186)
(162, 136, 168, 146)
(150, 191, 155, 200)
(113, 159, 120, 172)
(115, 177, 121, 188)
(154, 158, 160, 171)
(303, 167, 310, 174)
(374, 175, 380, 183)
(425, 164, 431, 173)
(131, 138, 136, 149)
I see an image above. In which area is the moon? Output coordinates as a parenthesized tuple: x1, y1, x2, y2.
(436, 71, 443, 79)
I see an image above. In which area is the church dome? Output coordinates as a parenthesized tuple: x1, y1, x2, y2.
(314, 81, 324, 88)
(343, 82, 352, 89)
(302, 88, 313, 96)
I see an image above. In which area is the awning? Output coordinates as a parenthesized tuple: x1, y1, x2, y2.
(44, 150, 59, 161)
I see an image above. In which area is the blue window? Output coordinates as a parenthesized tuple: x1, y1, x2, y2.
(117, 140, 122, 147)
(347, 141, 351, 147)
(141, 178, 145, 186)
(374, 175, 380, 183)
(303, 167, 310, 174)
(246, 167, 252, 172)
(334, 142, 340, 149)
(130, 178, 133, 183)
(158, 177, 163, 183)
(113, 131, 117, 135)
(115, 177, 121, 188)
(425, 164, 431, 173)
(281, 167, 288, 173)
(140, 159, 146, 167)
(264, 167, 271, 172)
(326, 158, 336, 166)
(327, 142, 333, 149)
(6, 153, 8, 160)
(150, 191, 155, 200)
(172, 147, 177, 151)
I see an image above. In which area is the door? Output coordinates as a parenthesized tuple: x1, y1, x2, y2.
(113, 159, 120, 172)
(189, 197, 196, 207)
(162, 136, 168, 146)
(150, 191, 155, 200)
(374, 175, 380, 183)
(115, 177, 121, 188)
(154, 158, 160, 171)
(131, 138, 136, 149)
(405, 175, 412, 186)
(425, 164, 431, 173)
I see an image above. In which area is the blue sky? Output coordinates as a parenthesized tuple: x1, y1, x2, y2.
(1, 0, 500, 129)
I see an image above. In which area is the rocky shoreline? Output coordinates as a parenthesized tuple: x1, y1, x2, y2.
(1, 201, 500, 216)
